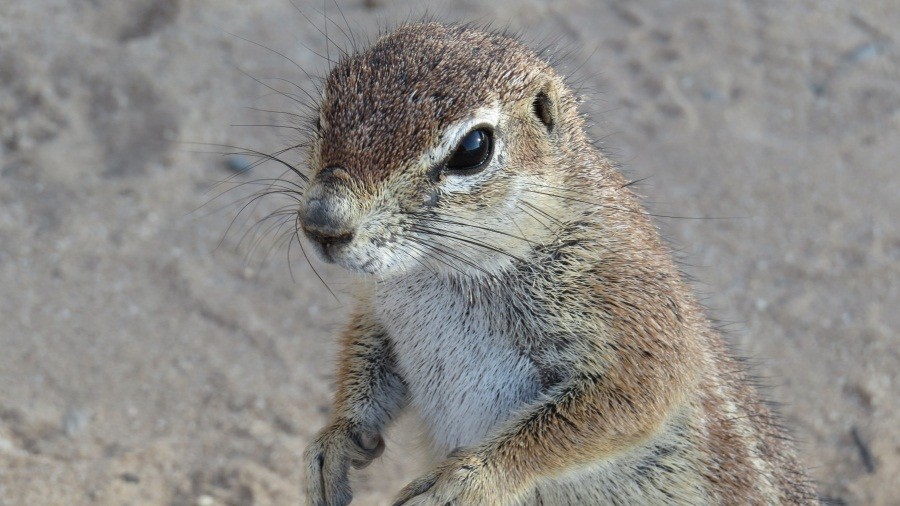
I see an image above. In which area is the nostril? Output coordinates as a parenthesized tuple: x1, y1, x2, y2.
(304, 227, 354, 249)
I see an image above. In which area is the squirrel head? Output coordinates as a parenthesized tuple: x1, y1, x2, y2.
(299, 22, 584, 277)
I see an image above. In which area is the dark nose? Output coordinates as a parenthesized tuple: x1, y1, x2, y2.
(301, 198, 355, 249)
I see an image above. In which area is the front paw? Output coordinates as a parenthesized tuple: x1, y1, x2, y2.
(392, 453, 498, 506)
(303, 420, 385, 506)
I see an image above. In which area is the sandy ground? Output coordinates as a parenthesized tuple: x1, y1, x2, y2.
(0, 0, 898, 504)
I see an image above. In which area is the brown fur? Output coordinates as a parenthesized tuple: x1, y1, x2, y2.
(300, 22, 818, 505)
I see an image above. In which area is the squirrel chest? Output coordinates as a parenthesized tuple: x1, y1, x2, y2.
(374, 274, 541, 456)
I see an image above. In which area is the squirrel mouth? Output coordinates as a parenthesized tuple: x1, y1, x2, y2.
(314, 246, 336, 264)
(305, 238, 338, 264)
(301, 226, 354, 264)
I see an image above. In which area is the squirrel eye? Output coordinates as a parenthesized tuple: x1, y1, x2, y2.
(444, 128, 493, 175)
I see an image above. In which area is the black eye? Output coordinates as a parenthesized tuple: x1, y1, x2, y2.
(444, 128, 493, 175)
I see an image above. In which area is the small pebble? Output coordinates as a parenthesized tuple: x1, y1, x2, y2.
(809, 81, 826, 97)
(0, 437, 15, 453)
(63, 409, 89, 436)
(850, 42, 879, 63)
(701, 89, 727, 103)
(850, 426, 876, 473)
(120, 473, 140, 484)
(197, 495, 215, 506)
(225, 155, 253, 174)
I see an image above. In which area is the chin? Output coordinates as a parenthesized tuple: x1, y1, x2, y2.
(328, 248, 412, 278)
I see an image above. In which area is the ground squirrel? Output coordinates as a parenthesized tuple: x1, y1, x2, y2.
(296, 22, 818, 505)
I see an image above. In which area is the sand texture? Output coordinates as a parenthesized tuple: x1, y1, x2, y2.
(1, 0, 898, 504)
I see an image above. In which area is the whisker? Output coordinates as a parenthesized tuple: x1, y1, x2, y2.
(505, 211, 532, 243)
(330, 0, 358, 54)
(216, 185, 304, 251)
(407, 237, 487, 279)
(222, 177, 306, 194)
(619, 176, 652, 190)
(180, 140, 309, 184)
(288, 0, 343, 64)
(242, 213, 294, 264)
(232, 65, 310, 108)
(243, 106, 308, 120)
(230, 123, 304, 131)
(523, 183, 739, 220)
(258, 214, 301, 268)
(190, 186, 302, 228)
(238, 206, 300, 251)
(519, 200, 565, 227)
(293, 212, 338, 301)
(254, 76, 322, 111)
(396, 240, 437, 275)
(407, 234, 479, 275)
(411, 225, 526, 265)
(224, 30, 325, 92)
(415, 214, 535, 245)
(515, 202, 554, 233)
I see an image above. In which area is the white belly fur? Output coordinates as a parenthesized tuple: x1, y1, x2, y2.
(374, 276, 541, 457)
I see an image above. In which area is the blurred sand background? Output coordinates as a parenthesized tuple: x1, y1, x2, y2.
(1, 0, 898, 504)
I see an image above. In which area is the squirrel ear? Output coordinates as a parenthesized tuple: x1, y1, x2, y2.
(532, 82, 558, 133)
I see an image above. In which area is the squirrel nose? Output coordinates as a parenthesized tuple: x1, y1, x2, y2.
(301, 197, 355, 249)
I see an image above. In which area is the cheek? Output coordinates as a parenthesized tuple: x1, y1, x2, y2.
(502, 125, 551, 175)
(390, 181, 441, 215)
(434, 180, 516, 220)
